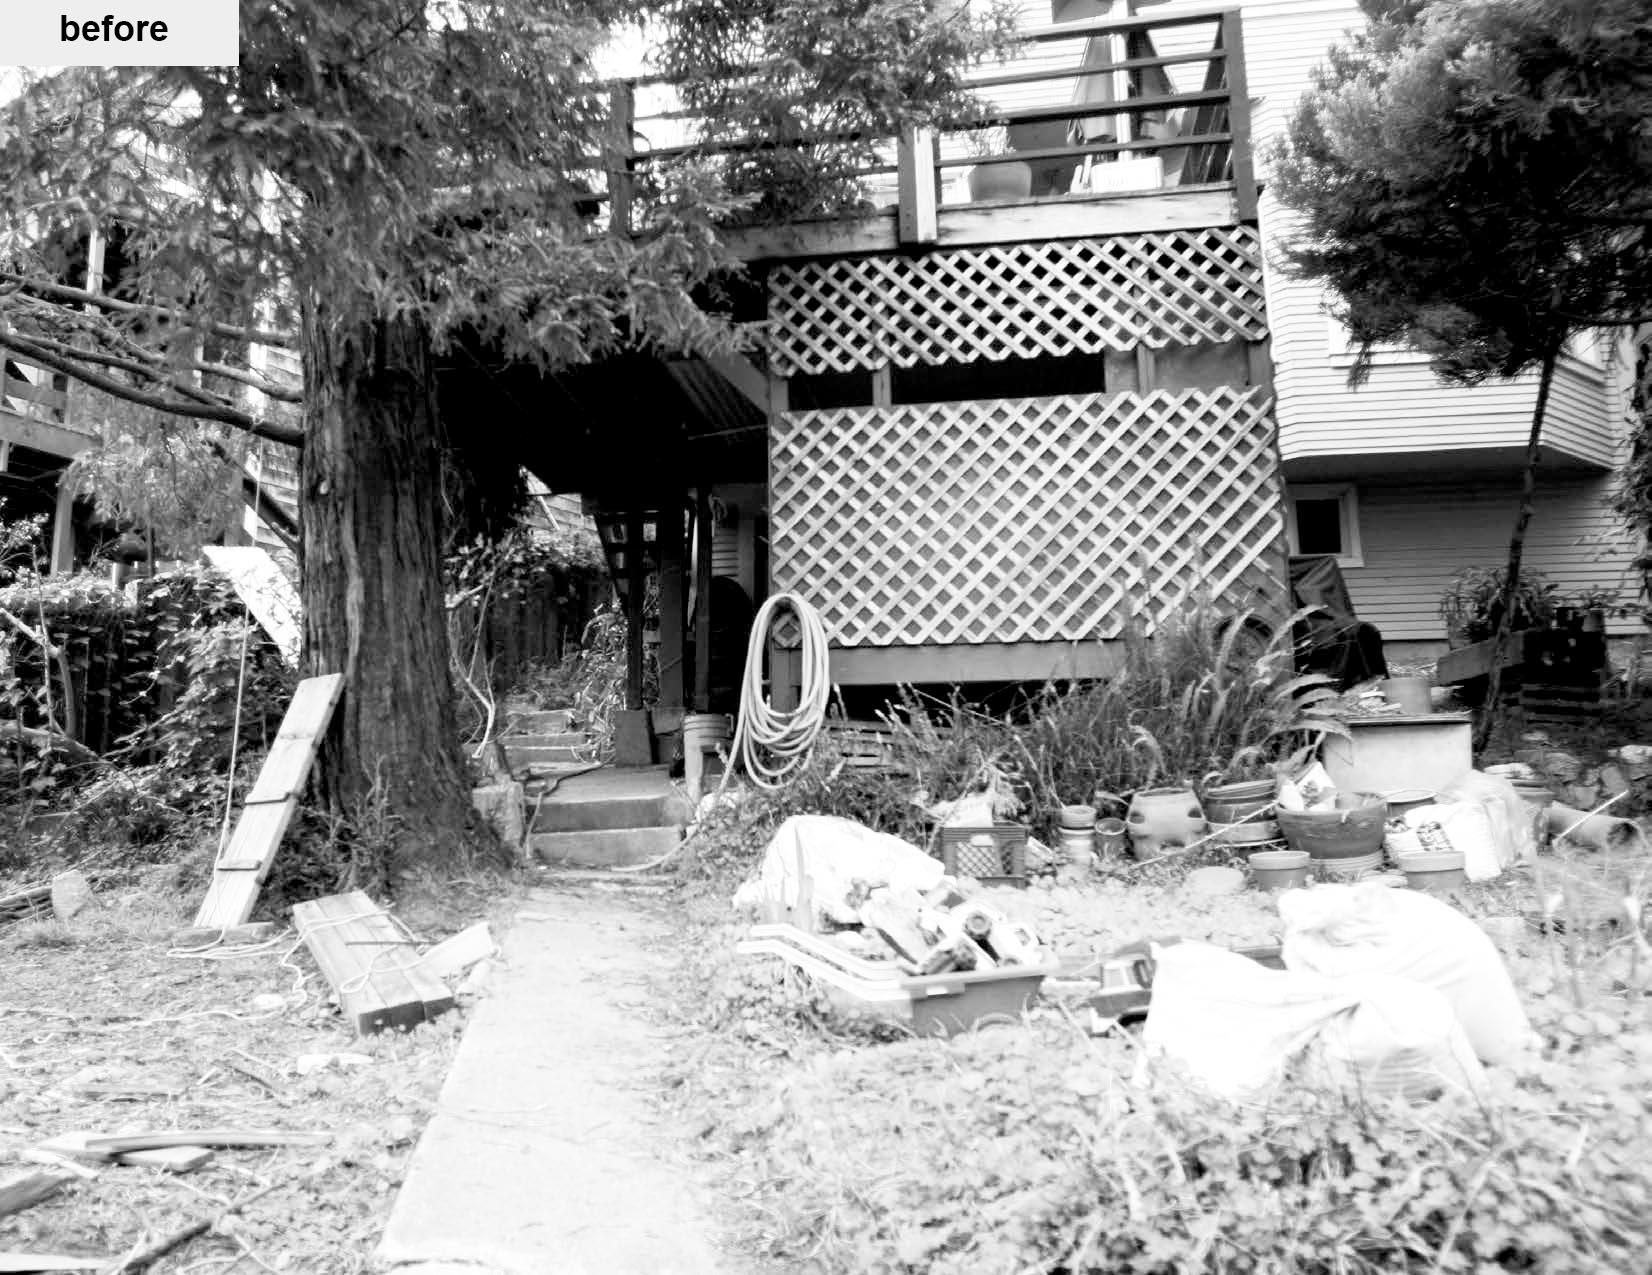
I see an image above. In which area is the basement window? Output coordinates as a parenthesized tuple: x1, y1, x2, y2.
(1287, 484, 1362, 568)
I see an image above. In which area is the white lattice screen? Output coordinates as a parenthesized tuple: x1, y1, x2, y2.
(766, 227, 1266, 376)
(770, 388, 1284, 648)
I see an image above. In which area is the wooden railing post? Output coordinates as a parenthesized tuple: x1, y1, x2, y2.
(1221, 9, 1258, 220)
(606, 81, 636, 238)
(896, 125, 939, 246)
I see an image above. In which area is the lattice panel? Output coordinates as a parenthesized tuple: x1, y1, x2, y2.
(766, 227, 1266, 376)
(770, 388, 1284, 648)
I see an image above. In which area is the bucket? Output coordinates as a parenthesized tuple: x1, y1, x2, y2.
(1058, 827, 1096, 862)
(1250, 848, 1310, 892)
(1276, 792, 1386, 861)
(683, 712, 732, 800)
(1384, 788, 1436, 821)
(1379, 676, 1433, 715)
(1211, 819, 1281, 846)
(1201, 776, 1276, 826)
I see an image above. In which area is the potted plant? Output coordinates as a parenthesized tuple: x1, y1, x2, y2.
(963, 125, 1032, 202)
(1437, 566, 1560, 647)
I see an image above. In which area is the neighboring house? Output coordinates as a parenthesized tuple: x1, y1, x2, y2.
(552, 0, 1639, 729)
(0, 351, 97, 571)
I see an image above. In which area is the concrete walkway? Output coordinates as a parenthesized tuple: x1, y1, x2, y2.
(376, 881, 733, 1275)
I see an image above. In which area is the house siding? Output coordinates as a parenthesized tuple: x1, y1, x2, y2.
(1318, 474, 1642, 641)
(1205, 0, 1621, 468)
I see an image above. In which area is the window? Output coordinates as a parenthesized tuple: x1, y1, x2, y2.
(1287, 484, 1362, 567)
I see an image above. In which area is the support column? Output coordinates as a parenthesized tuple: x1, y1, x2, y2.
(49, 467, 75, 574)
(693, 486, 713, 712)
(657, 497, 686, 712)
(624, 507, 645, 712)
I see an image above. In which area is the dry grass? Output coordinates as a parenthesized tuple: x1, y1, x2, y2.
(0, 871, 520, 1271)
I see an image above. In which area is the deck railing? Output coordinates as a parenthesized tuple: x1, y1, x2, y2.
(0, 352, 74, 429)
(610, 4, 1255, 240)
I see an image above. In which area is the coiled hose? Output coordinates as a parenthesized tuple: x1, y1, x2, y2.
(727, 591, 832, 791)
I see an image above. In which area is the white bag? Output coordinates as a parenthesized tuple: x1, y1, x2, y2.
(1280, 884, 1538, 1065)
(1141, 941, 1485, 1103)
(732, 815, 945, 930)
(1406, 801, 1501, 881)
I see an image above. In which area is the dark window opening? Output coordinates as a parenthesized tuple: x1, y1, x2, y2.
(1294, 498, 1344, 557)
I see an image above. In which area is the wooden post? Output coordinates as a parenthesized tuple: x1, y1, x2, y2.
(871, 365, 893, 408)
(657, 497, 686, 710)
(624, 508, 645, 711)
(693, 486, 714, 712)
(1133, 345, 1156, 393)
(1245, 340, 1274, 395)
(1222, 9, 1259, 221)
(49, 466, 75, 574)
(606, 81, 636, 238)
(897, 125, 939, 245)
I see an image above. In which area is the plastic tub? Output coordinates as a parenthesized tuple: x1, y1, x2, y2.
(1060, 804, 1098, 830)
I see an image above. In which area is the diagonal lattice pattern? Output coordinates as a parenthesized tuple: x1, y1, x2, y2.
(769, 388, 1284, 648)
(766, 227, 1266, 376)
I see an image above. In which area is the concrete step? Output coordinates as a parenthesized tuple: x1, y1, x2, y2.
(507, 742, 599, 768)
(531, 826, 682, 868)
(535, 867, 674, 892)
(503, 708, 578, 735)
(503, 731, 591, 748)
(531, 789, 687, 833)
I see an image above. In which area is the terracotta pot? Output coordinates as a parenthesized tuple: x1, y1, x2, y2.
(1398, 850, 1467, 894)
(1126, 788, 1205, 861)
(1250, 849, 1310, 892)
(1379, 676, 1432, 715)
(967, 159, 1033, 201)
(1276, 792, 1386, 861)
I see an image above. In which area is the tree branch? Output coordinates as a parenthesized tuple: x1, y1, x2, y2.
(0, 329, 304, 448)
(0, 271, 297, 350)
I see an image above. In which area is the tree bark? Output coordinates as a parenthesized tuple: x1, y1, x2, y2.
(300, 290, 492, 879)
(1477, 347, 1560, 750)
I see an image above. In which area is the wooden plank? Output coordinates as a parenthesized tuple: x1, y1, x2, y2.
(34, 1133, 218, 1171)
(201, 546, 303, 666)
(193, 674, 345, 927)
(718, 187, 1241, 262)
(48, 470, 74, 575)
(0, 1170, 72, 1219)
(85, 1131, 325, 1156)
(1435, 635, 1525, 686)
(624, 509, 645, 711)
(693, 486, 714, 712)
(293, 890, 455, 1035)
(657, 500, 686, 710)
(0, 411, 96, 459)
(169, 921, 278, 948)
(0, 1255, 106, 1272)
(1220, 10, 1258, 221)
(826, 640, 1127, 686)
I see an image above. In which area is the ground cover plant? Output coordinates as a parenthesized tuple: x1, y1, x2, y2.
(663, 843, 1652, 1274)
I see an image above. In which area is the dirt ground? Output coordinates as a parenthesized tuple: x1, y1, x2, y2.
(0, 870, 514, 1272)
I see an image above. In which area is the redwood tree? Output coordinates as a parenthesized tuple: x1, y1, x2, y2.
(0, 0, 1002, 875)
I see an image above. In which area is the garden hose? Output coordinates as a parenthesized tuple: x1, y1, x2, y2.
(728, 592, 832, 792)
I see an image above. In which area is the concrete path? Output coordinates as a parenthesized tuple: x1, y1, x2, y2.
(376, 881, 734, 1275)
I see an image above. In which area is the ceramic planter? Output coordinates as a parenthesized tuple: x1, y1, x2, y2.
(1126, 787, 1205, 860)
(1277, 792, 1386, 861)
(967, 159, 1033, 201)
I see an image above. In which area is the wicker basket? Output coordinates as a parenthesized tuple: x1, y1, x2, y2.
(936, 824, 1028, 887)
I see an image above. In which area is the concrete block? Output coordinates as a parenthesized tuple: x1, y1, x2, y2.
(531, 826, 682, 868)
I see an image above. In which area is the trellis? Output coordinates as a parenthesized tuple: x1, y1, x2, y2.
(765, 226, 1266, 376)
(769, 388, 1283, 648)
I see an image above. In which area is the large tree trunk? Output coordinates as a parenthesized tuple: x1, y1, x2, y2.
(1477, 347, 1559, 750)
(300, 290, 489, 880)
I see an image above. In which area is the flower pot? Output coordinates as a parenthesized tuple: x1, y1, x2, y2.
(1250, 849, 1310, 892)
(967, 159, 1033, 201)
(1379, 676, 1432, 715)
(1398, 850, 1467, 895)
(1126, 788, 1205, 861)
(1211, 819, 1281, 846)
(1314, 850, 1385, 882)
(1060, 804, 1098, 830)
(1384, 788, 1436, 821)
(1276, 792, 1386, 861)
(1201, 776, 1275, 824)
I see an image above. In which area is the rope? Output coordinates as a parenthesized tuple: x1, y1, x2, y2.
(727, 591, 831, 792)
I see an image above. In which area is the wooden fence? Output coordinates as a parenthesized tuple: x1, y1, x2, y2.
(450, 567, 608, 693)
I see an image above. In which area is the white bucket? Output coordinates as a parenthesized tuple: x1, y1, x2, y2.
(683, 713, 732, 801)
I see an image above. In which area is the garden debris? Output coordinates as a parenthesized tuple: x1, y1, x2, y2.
(417, 921, 496, 982)
(193, 672, 346, 930)
(1546, 797, 1644, 853)
(292, 890, 455, 1035)
(168, 921, 278, 949)
(0, 883, 52, 926)
(294, 1052, 372, 1076)
(34, 1133, 215, 1173)
(47, 871, 91, 921)
(0, 1169, 74, 1219)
